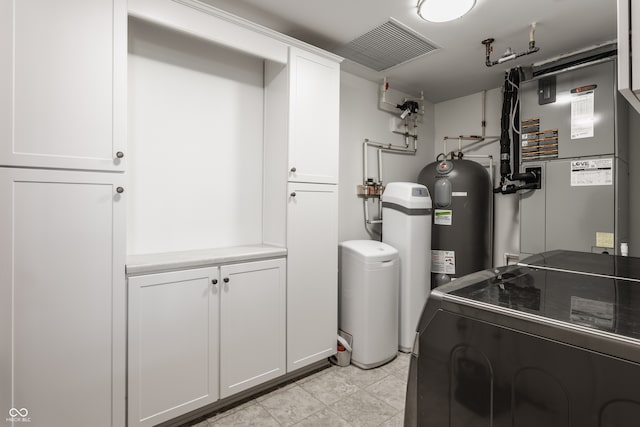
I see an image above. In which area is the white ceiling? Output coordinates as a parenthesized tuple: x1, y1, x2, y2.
(200, 0, 617, 103)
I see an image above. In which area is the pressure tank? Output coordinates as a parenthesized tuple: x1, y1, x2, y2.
(418, 158, 491, 287)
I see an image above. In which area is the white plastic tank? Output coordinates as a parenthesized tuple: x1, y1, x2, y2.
(381, 182, 432, 352)
(338, 240, 400, 369)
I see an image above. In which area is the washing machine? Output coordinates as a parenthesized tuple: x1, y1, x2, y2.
(404, 250, 640, 426)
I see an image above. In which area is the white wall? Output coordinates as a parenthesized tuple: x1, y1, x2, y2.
(338, 72, 435, 243)
(434, 88, 520, 266)
(127, 18, 264, 255)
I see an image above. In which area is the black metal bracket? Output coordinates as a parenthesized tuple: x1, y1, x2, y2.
(494, 167, 541, 194)
(524, 167, 542, 189)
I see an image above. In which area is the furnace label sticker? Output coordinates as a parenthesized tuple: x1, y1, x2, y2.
(570, 158, 613, 186)
(432, 250, 455, 274)
(434, 209, 452, 226)
(570, 90, 594, 139)
(570, 296, 614, 329)
(596, 232, 615, 249)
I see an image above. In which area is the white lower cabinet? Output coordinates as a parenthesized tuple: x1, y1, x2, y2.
(220, 259, 286, 398)
(128, 267, 220, 427)
(0, 168, 125, 427)
(286, 183, 338, 372)
(128, 258, 286, 425)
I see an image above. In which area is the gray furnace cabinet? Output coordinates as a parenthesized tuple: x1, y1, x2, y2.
(519, 58, 629, 256)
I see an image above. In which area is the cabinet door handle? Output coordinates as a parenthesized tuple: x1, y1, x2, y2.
(290, 192, 296, 197)
(116, 151, 125, 159)
(223, 277, 229, 283)
(290, 167, 297, 173)
(116, 187, 124, 194)
(212, 279, 218, 285)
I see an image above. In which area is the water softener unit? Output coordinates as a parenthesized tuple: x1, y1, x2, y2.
(381, 182, 432, 352)
(418, 157, 492, 287)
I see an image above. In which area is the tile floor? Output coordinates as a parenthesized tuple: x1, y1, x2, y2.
(191, 352, 410, 427)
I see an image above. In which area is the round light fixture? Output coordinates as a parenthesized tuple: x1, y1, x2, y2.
(417, 0, 476, 23)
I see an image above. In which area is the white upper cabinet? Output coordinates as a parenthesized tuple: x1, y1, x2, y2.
(287, 47, 340, 184)
(618, 0, 640, 113)
(0, 0, 126, 171)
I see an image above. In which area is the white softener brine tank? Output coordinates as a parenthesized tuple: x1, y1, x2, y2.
(339, 240, 399, 369)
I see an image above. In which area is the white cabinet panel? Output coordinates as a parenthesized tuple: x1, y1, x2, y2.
(128, 0, 288, 64)
(0, 168, 125, 427)
(288, 48, 340, 184)
(128, 267, 219, 427)
(0, 0, 126, 171)
(127, 20, 265, 255)
(220, 259, 286, 398)
(286, 183, 338, 371)
(618, 0, 640, 113)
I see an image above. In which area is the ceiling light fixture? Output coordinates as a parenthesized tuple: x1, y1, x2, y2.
(417, 0, 476, 23)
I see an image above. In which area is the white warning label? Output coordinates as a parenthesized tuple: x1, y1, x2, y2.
(570, 158, 613, 186)
(432, 250, 455, 274)
(571, 90, 595, 139)
(434, 209, 452, 226)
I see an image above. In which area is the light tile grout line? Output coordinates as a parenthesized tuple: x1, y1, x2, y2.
(203, 352, 410, 426)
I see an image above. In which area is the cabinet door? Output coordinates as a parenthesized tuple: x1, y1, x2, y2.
(287, 183, 338, 372)
(633, 0, 640, 93)
(618, 0, 640, 112)
(288, 47, 340, 184)
(0, 0, 127, 171)
(0, 168, 125, 427)
(220, 259, 286, 398)
(128, 267, 219, 427)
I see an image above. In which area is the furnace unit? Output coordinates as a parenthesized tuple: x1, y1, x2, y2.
(518, 53, 629, 256)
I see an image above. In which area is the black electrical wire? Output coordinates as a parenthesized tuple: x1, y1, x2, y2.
(497, 70, 514, 185)
(508, 69, 525, 181)
(495, 68, 540, 194)
(510, 69, 520, 172)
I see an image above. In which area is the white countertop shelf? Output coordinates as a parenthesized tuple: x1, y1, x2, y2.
(126, 244, 287, 275)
